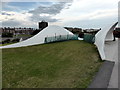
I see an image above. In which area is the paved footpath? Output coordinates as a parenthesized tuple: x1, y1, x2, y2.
(108, 38, 119, 88)
(118, 38, 119, 89)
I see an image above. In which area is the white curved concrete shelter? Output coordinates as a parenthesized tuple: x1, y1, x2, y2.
(95, 22, 118, 61)
(1, 25, 82, 49)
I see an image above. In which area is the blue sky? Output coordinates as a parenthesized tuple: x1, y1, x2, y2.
(1, 0, 119, 29)
(2, 2, 53, 12)
(3, 2, 37, 11)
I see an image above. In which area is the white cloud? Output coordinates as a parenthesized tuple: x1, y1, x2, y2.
(54, 0, 118, 27)
(59, 8, 117, 22)
(2, 0, 73, 2)
(1, 11, 36, 27)
(1, 0, 119, 28)
(89, 9, 117, 20)
(1, 11, 32, 21)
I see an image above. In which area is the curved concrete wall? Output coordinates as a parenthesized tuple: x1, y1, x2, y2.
(1, 25, 82, 49)
(94, 22, 118, 60)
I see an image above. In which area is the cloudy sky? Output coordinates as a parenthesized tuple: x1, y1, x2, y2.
(0, 0, 119, 29)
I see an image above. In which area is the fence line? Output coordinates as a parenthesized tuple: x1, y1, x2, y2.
(44, 34, 78, 43)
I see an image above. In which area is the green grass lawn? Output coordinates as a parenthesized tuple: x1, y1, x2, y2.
(0, 43, 16, 46)
(2, 40, 103, 88)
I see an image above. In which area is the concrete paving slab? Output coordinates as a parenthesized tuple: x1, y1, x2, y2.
(118, 62, 120, 89)
(89, 38, 119, 88)
(104, 38, 118, 62)
(108, 38, 119, 88)
(88, 61, 114, 88)
(108, 62, 118, 88)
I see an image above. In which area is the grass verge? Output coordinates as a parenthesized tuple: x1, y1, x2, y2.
(2, 40, 103, 88)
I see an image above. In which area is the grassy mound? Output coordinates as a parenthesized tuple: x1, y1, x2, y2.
(2, 40, 103, 88)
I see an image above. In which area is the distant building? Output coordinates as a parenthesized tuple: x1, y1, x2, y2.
(39, 20, 48, 30)
(0, 27, 36, 36)
(0, 21, 49, 37)
(64, 27, 82, 33)
(83, 28, 101, 33)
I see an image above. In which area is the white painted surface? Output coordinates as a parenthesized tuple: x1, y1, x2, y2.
(19, 38, 23, 42)
(104, 39, 118, 61)
(95, 22, 119, 88)
(108, 62, 118, 88)
(94, 22, 118, 61)
(1, 25, 82, 49)
(108, 38, 119, 88)
(78, 37, 83, 40)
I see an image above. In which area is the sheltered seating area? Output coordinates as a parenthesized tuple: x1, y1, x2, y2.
(94, 22, 118, 61)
